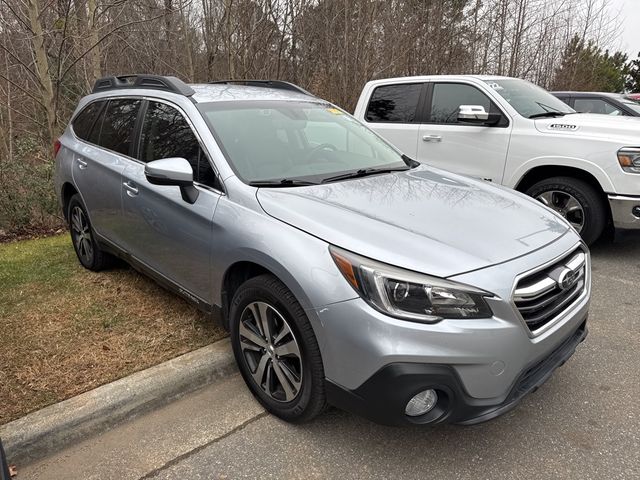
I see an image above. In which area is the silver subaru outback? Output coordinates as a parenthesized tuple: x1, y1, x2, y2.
(54, 75, 589, 425)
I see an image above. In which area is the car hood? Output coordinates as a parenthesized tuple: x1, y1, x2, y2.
(256, 166, 570, 277)
(534, 113, 640, 141)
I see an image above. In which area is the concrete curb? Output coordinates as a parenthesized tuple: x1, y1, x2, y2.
(0, 338, 236, 466)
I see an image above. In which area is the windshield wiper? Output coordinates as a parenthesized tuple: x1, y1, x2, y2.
(249, 179, 318, 188)
(528, 111, 568, 119)
(321, 166, 410, 184)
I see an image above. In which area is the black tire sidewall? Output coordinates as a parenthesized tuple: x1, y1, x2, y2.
(68, 194, 100, 270)
(229, 275, 324, 422)
(526, 177, 606, 245)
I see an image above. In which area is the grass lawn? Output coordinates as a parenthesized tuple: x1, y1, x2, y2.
(0, 234, 226, 425)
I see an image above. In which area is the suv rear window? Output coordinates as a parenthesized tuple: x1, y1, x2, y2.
(96, 99, 142, 156)
(365, 84, 422, 123)
(72, 101, 105, 141)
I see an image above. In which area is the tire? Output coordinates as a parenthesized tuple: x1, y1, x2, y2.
(526, 176, 607, 245)
(67, 194, 114, 271)
(229, 274, 327, 423)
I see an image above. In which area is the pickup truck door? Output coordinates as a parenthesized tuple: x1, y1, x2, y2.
(416, 82, 512, 183)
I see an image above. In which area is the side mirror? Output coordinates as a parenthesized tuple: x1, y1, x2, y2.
(457, 105, 501, 126)
(145, 158, 199, 204)
(458, 105, 489, 122)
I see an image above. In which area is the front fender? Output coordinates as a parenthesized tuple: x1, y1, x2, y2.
(210, 197, 358, 311)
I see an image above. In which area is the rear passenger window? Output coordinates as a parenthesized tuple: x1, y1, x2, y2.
(430, 83, 493, 124)
(139, 101, 217, 187)
(365, 84, 422, 123)
(97, 99, 141, 155)
(72, 101, 105, 141)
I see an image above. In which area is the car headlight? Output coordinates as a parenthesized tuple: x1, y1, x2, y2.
(617, 147, 640, 173)
(330, 246, 493, 323)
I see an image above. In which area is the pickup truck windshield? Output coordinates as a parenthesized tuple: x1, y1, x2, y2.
(198, 101, 409, 185)
(483, 79, 575, 119)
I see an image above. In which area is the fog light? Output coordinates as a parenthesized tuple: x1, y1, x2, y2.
(632, 206, 640, 218)
(405, 389, 438, 417)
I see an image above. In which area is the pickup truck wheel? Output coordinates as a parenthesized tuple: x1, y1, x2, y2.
(67, 194, 113, 271)
(229, 274, 327, 423)
(526, 177, 606, 245)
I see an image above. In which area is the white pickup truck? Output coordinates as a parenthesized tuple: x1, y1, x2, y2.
(354, 75, 640, 244)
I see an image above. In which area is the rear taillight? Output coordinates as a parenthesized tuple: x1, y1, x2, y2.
(53, 139, 61, 157)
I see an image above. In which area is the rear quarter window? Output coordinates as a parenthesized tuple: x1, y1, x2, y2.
(96, 99, 142, 156)
(72, 101, 105, 141)
(365, 83, 422, 123)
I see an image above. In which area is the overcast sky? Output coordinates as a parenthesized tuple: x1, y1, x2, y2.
(609, 0, 640, 58)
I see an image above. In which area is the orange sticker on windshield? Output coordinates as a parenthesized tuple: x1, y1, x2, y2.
(327, 107, 343, 115)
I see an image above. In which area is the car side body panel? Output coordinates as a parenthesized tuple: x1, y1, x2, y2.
(209, 176, 358, 311)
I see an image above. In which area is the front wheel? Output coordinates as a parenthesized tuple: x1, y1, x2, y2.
(526, 176, 607, 245)
(229, 274, 327, 423)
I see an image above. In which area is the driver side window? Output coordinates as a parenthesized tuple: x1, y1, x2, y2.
(139, 101, 218, 188)
(430, 83, 493, 124)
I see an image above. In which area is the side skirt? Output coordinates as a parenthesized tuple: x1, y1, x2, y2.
(95, 233, 223, 322)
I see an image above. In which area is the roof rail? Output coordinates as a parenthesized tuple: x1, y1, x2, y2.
(208, 79, 313, 97)
(92, 75, 195, 96)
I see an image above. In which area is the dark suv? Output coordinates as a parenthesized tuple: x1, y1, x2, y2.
(552, 91, 640, 117)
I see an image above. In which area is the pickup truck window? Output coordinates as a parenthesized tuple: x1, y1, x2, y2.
(430, 83, 493, 124)
(365, 84, 422, 123)
(483, 78, 574, 118)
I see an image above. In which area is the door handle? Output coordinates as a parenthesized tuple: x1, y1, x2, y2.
(422, 135, 442, 143)
(123, 181, 139, 196)
(77, 159, 88, 169)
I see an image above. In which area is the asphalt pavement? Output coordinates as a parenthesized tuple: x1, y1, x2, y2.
(19, 231, 640, 480)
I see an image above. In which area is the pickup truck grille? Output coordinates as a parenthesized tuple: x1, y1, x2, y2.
(513, 248, 587, 332)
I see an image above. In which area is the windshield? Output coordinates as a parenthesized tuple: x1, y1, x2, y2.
(198, 101, 409, 184)
(482, 78, 575, 118)
(622, 100, 640, 115)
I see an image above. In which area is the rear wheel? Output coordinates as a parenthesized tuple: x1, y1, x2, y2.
(230, 274, 327, 423)
(68, 194, 113, 271)
(526, 176, 607, 245)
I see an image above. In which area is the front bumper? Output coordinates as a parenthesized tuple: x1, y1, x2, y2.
(608, 194, 640, 229)
(326, 318, 587, 426)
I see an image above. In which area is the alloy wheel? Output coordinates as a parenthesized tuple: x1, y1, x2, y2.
(238, 301, 303, 402)
(71, 206, 94, 264)
(536, 190, 585, 233)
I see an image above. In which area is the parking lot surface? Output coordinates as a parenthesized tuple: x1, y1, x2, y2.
(20, 232, 640, 480)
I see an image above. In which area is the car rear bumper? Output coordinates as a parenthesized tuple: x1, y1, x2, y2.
(608, 194, 640, 229)
(325, 318, 587, 426)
